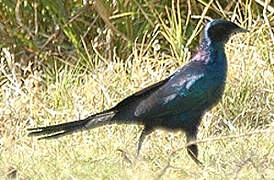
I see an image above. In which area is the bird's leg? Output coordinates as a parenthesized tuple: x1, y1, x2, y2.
(136, 126, 153, 156)
(186, 130, 203, 165)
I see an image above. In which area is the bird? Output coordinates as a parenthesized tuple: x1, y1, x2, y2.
(27, 19, 248, 164)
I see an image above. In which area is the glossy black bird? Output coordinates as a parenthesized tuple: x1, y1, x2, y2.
(28, 19, 248, 164)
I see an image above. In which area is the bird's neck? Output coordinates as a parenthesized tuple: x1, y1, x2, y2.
(193, 37, 226, 64)
(200, 35, 225, 51)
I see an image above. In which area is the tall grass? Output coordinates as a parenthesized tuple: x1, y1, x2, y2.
(0, 0, 273, 179)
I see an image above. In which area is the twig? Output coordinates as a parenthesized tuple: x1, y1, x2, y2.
(164, 129, 274, 170)
(133, 0, 154, 27)
(185, 129, 273, 152)
(93, 0, 130, 42)
(254, 0, 274, 12)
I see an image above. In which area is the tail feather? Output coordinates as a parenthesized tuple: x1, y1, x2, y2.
(27, 111, 116, 140)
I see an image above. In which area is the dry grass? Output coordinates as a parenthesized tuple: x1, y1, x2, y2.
(0, 0, 273, 179)
(1, 23, 273, 179)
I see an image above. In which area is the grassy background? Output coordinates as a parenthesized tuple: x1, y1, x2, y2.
(0, 0, 273, 179)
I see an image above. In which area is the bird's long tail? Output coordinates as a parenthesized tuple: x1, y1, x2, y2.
(27, 111, 116, 140)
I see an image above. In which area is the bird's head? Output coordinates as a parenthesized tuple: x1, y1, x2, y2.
(202, 19, 248, 48)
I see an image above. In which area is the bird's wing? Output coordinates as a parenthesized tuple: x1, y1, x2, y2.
(133, 62, 222, 119)
(113, 75, 173, 110)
